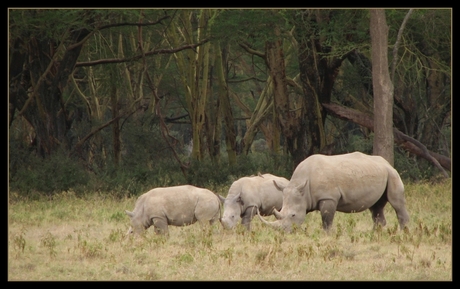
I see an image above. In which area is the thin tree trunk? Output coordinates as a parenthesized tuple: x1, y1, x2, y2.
(370, 9, 395, 165)
(110, 83, 121, 167)
(265, 25, 306, 166)
(215, 42, 237, 165)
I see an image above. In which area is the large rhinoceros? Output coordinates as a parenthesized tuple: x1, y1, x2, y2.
(125, 185, 222, 235)
(258, 152, 410, 233)
(219, 173, 289, 231)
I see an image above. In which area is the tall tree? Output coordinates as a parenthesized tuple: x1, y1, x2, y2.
(370, 9, 394, 165)
(215, 42, 237, 165)
(166, 9, 212, 161)
(9, 10, 92, 157)
(291, 9, 353, 164)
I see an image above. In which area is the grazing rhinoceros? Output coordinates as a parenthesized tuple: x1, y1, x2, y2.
(219, 173, 289, 231)
(258, 152, 410, 233)
(125, 185, 223, 236)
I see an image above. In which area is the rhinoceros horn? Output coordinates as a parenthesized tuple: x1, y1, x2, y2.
(257, 208, 281, 229)
(125, 210, 134, 218)
(273, 208, 283, 220)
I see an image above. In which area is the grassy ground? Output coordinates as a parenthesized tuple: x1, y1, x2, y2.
(8, 179, 452, 281)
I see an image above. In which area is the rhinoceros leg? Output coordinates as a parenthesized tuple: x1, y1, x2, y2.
(152, 217, 169, 235)
(385, 171, 410, 229)
(318, 200, 337, 231)
(369, 194, 388, 229)
(241, 206, 257, 231)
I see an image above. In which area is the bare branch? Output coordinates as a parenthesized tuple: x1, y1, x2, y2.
(73, 114, 123, 155)
(66, 15, 171, 51)
(164, 114, 189, 123)
(391, 9, 413, 81)
(75, 39, 209, 67)
(97, 15, 171, 30)
(18, 30, 70, 117)
(238, 42, 265, 59)
(228, 76, 266, 83)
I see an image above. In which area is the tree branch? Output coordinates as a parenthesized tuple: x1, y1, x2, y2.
(238, 41, 265, 59)
(18, 31, 70, 117)
(97, 15, 171, 30)
(66, 15, 171, 51)
(73, 114, 123, 155)
(75, 39, 209, 67)
(164, 113, 189, 123)
(228, 76, 266, 83)
(391, 9, 413, 81)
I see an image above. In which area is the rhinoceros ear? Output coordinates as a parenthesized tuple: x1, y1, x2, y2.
(125, 210, 134, 218)
(236, 196, 244, 206)
(273, 180, 285, 192)
(296, 180, 309, 196)
(218, 195, 226, 204)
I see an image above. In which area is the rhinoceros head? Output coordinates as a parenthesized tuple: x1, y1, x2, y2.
(220, 193, 244, 230)
(125, 210, 147, 236)
(258, 180, 309, 233)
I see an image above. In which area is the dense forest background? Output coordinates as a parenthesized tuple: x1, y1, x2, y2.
(8, 9, 451, 197)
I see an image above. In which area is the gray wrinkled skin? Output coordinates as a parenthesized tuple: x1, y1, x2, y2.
(220, 173, 289, 231)
(125, 185, 222, 236)
(258, 152, 410, 233)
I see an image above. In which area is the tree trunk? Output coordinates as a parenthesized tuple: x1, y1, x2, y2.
(10, 27, 90, 157)
(265, 25, 306, 167)
(110, 82, 121, 167)
(420, 56, 450, 152)
(167, 10, 212, 161)
(215, 43, 237, 166)
(242, 77, 273, 155)
(370, 9, 395, 165)
(293, 10, 344, 164)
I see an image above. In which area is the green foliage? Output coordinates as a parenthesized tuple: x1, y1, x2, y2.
(211, 9, 286, 44)
(8, 8, 451, 197)
(186, 152, 292, 189)
(346, 133, 373, 155)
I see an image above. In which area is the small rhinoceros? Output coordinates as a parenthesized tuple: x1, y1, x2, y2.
(125, 185, 222, 236)
(219, 173, 289, 231)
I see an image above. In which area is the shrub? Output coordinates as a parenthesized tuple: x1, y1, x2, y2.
(185, 152, 292, 190)
(9, 148, 89, 196)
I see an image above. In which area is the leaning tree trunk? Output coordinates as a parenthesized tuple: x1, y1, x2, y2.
(322, 102, 450, 177)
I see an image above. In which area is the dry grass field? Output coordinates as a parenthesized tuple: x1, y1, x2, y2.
(8, 179, 452, 281)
